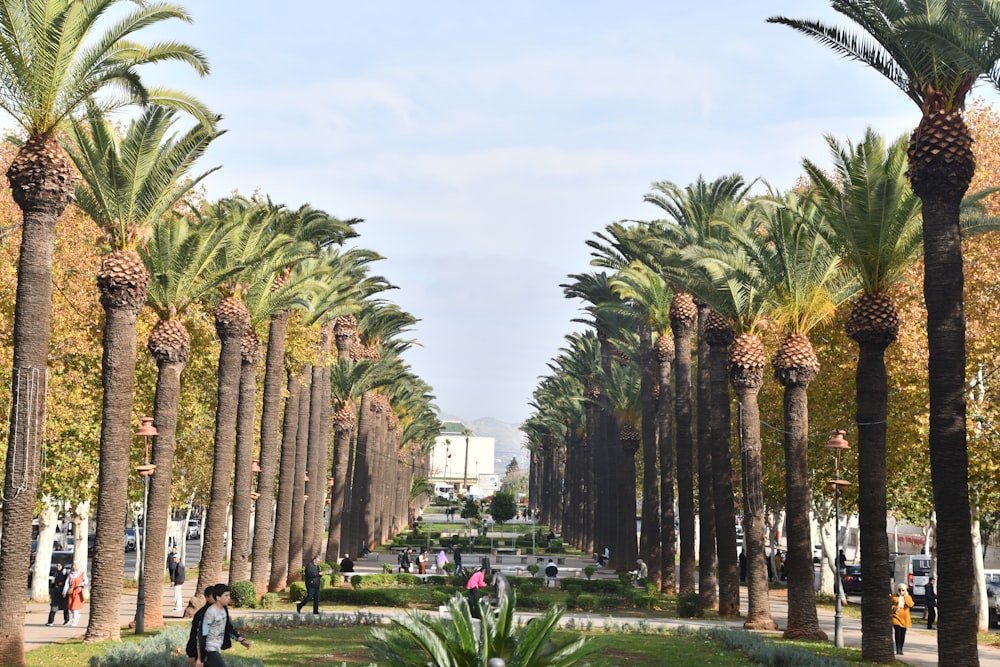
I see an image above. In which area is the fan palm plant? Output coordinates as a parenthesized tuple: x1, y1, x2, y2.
(768, 3, 1000, 658)
(62, 102, 220, 638)
(367, 593, 592, 667)
(0, 2, 212, 657)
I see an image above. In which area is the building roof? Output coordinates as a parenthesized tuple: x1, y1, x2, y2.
(440, 420, 467, 435)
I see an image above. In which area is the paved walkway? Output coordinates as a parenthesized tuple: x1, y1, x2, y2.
(19, 552, 1000, 666)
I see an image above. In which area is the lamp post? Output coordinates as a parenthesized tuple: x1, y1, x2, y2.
(825, 429, 851, 649)
(134, 417, 157, 634)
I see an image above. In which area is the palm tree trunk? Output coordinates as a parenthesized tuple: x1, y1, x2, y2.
(350, 391, 375, 555)
(87, 301, 143, 641)
(638, 322, 662, 589)
(189, 299, 248, 615)
(856, 340, 894, 661)
(252, 312, 290, 595)
(734, 386, 776, 631)
(697, 307, 716, 608)
(269, 370, 300, 592)
(289, 373, 311, 578)
(657, 337, 676, 594)
(229, 333, 261, 584)
(326, 411, 356, 562)
(673, 322, 696, 594)
(617, 428, 640, 572)
(922, 196, 977, 662)
(777, 374, 825, 640)
(141, 327, 189, 629)
(707, 334, 738, 617)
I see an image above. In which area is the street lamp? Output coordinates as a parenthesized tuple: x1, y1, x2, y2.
(825, 429, 851, 649)
(134, 417, 157, 634)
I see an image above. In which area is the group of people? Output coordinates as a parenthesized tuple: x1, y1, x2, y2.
(186, 583, 252, 667)
(46, 561, 87, 627)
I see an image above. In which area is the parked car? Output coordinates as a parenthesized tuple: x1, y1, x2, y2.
(893, 554, 931, 605)
(124, 528, 136, 552)
(813, 545, 822, 563)
(186, 520, 201, 540)
(843, 564, 863, 596)
(87, 534, 95, 555)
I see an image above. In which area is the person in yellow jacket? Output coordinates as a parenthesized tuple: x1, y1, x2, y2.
(891, 582, 915, 655)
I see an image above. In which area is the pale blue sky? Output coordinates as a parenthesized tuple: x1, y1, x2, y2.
(111, 2, 997, 425)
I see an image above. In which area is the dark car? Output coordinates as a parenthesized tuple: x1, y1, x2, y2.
(28, 550, 74, 588)
(843, 564, 863, 596)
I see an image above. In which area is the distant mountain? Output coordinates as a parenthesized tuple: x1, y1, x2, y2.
(440, 414, 529, 473)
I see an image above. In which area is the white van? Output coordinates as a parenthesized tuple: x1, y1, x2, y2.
(893, 554, 932, 604)
(433, 483, 455, 500)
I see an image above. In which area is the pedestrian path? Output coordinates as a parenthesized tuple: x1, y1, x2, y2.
(19, 554, 1000, 666)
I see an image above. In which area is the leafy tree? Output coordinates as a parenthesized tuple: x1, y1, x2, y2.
(461, 497, 481, 521)
(490, 491, 518, 527)
(505, 457, 519, 475)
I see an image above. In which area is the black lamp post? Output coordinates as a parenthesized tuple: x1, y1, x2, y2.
(134, 417, 157, 634)
(826, 429, 851, 648)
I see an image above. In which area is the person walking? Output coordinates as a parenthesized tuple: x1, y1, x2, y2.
(397, 549, 410, 573)
(436, 549, 447, 574)
(891, 582, 915, 655)
(197, 584, 231, 667)
(453, 545, 463, 574)
(63, 561, 88, 626)
(418, 548, 427, 575)
(46, 562, 69, 626)
(167, 546, 179, 578)
(187, 585, 250, 667)
(297, 555, 322, 614)
(171, 553, 186, 612)
(925, 577, 937, 630)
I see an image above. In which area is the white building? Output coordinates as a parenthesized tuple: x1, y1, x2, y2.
(429, 421, 495, 494)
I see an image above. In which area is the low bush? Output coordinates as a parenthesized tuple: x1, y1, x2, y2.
(559, 579, 621, 595)
(287, 581, 306, 602)
(91, 625, 264, 667)
(677, 591, 705, 618)
(574, 593, 600, 611)
(674, 626, 850, 667)
(430, 589, 450, 606)
(583, 565, 595, 579)
(259, 592, 279, 609)
(394, 573, 421, 586)
(544, 538, 565, 554)
(230, 580, 257, 608)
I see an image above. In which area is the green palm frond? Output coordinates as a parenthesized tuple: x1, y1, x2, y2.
(64, 100, 221, 249)
(0, 1, 212, 135)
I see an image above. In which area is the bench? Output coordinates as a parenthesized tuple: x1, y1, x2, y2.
(493, 547, 519, 563)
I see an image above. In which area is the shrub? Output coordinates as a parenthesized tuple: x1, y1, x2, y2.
(515, 592, 551, 610)
(618, 572, 635, 587)
(516, 578, 542, 594)
(443, 562, 455, 574)
(677, 591, 705, 618)
(430, 589, 450, 606)
(382, 563, 394, 574)
(394, 573, 421, 586)
(559, 579, 621, 594)
(630, 594, 660, 610)
(565, 583, 583, 597)
(583, 565, 595, 580)
(230, 580, 257, 608)
(259, 592, 279, 609)
(526, 563, 539, 577)
(350, 574, 363, 589)
(91, 625, 265, 667)
(574, 593, 600, 611)
(425, 575, 448, 585)
(544, 538, 565, 553)
(287, 581, 306, 602)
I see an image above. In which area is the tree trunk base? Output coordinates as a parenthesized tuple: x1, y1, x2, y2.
(743, 617, 779, 631)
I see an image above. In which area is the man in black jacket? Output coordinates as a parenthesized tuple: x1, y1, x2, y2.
(297, 555, 322, 614)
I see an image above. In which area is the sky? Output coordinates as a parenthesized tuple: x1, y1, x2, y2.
(87, 2, 999, 426)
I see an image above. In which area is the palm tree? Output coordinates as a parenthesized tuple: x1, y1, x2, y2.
(645, 174, 754, 602)
(139, 213, 234, 624)
(269, 367, 303, 592)
(682, 228, 777, 631)
(0, 2, 211, 658)
(62, 102, 220, 637)
(752, 191, 857, 640)
(769, 4, 1000, 659)
(188, 199, 294, 614)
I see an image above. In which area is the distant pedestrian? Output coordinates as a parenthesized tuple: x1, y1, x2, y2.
(599, 547, 610, 567)
(297, 555, 322, 614)
(171, 553, 186, 611)
(891, 582, 914, 655)
(925, 577, 937, 630)
(397, 549, 411, 573)
(453, 545, 463, 574)
(418, 548, 427, 575)
(739, 549, 747, 582)
(436, 549, 447, 574)
(62, 561, 88, 626)
(46, 562, 69, 626)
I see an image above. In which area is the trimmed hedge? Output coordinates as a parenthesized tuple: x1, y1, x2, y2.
(230, 580, 257, 608)
(558, 579, 622, 595)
